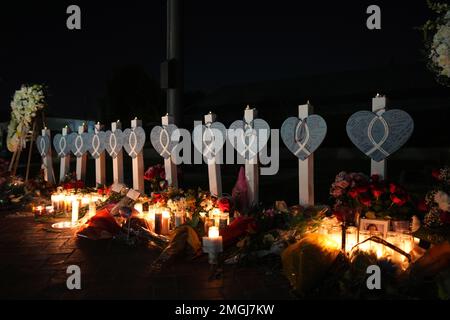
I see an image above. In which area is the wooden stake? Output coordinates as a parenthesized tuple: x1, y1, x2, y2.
(59, 126, 71, 182)
(40, 127, 56, 184)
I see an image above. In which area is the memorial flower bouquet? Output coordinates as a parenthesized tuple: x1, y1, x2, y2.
(423, 167, 450, 228)
(420, 0, 450, 87)
(144, 164, 168, 192)
(7, 84, 47, 152)
(330, 171, 415, 222)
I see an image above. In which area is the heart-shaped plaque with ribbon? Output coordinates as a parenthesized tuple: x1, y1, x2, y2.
(68, 132, 88, 158)
(53, 134, 71, 158)
(228, 118, 270, 160)
(150, 124, 179, 159)
(123, 126, 146, 158)
(105, 129, 124, 159)
(36, 135, 50, 157)
(281, 115, 327, 160)
(85, 132, 106, 159)
(193, 121, 227, 161)
(346, 109, 414, 162)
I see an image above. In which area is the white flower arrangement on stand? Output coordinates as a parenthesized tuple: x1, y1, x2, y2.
(7, 84, 46, 152)
(421, 1, 450, 87)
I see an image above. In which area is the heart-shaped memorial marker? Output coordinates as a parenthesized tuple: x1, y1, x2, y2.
(36, 135, 50, 157)
(346, 109, 414, 162)
(150, 124, 179, 159)
(193, 121, 227, 160)
(53, 134, 71, 158)
(228, 119, 270, 160)
(281, 115, 327, 160)
(105, 129, 124, 158)
(85, 132, 106, 159)
(123, 126, 146, 158)
(68, 132, 88, 158)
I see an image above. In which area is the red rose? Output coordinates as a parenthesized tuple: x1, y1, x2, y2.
(152, 193, 162, 202)
(97, 188, 104, 196)
(391, 194, 407, 207)
(371, 188, 383, 199)
(360, 195, 372, 207)
(348, 188, 359, 199)
(144, 167, 156, 181)
(159, 169, 166, 180)
(217, 197, 230, 212)
(64, 182, 74, 190)
(388, 183, 396, 194)
(371, 174, 380, 183)
(76, 180, 84, 189)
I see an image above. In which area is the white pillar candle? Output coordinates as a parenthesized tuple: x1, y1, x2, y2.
(81, 195, 91, 206)
(161, 210, 171, 235)
(71, 200, 79, 224)
(202, 226, 223, 264)
(51, 194, 59, 211)
(175, 212, 185, 227)
(88, 201, 96, 218)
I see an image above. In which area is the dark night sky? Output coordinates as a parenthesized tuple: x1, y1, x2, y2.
(0, 0, 432, 119)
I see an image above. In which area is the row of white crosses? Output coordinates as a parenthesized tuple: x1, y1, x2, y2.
(36, 94, 414, 206)
(37, 119, 147, 192)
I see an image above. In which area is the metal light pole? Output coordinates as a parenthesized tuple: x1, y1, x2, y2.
(162, 0, 183, 125)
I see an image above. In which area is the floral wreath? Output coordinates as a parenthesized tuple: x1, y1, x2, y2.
(420, 1, 450, 87)
(7, 84, 46, 152)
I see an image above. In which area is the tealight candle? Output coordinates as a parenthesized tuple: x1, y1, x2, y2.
(161, 210, 170, 235)
(71, 200, 79, 224)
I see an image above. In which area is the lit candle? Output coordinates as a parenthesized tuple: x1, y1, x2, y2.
(202, 226, 223, 264)
(146, 208, 156, 231)
(46, 205, 55, 216)
(88, 201, 96, 218)
(161, 210, 170, 235)
(208, 226, 220, 238)
(51, 194, 60, 211)
(81, 195, 91, 206)
(71, 200, 79, 224)
(154, 210, 162, 234)
(134, 202, 143, 215)
(210, 208, 221, 227)
(345, 226, 358, 253)
(219, 212, 229, 231)
(175, 212, 185, 228)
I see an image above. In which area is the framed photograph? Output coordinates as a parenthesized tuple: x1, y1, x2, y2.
(359, 219, 389, 239)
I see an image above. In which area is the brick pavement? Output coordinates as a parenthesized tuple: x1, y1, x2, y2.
(0, 216, 293, 300)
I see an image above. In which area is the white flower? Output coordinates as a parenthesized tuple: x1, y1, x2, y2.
(434, 191, 450, 212)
